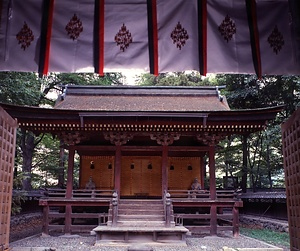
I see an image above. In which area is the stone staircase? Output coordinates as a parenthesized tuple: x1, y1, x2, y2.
(92, 199, 188, 244)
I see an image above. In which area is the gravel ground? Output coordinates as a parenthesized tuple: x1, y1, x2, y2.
(10, 212, 43, 243)
(10, 232, 285, 251)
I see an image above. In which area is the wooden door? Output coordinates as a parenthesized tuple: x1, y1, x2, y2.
(121, 156, 162, 197)
(0, 107, 17, 251)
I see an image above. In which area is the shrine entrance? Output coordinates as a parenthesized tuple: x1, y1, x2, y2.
(121, 156, 162, 198)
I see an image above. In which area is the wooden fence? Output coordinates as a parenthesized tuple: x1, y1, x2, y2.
(282, 108, 300, 251)
(0, 107, 17, 251)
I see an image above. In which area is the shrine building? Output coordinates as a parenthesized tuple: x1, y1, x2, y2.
(1, 85, 282, 244)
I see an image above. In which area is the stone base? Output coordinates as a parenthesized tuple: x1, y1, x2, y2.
(93, 225, 189, 245)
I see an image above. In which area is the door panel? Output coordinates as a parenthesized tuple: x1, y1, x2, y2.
(121, 156, 162, 197)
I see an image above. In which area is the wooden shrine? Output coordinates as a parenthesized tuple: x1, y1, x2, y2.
(1, 85, 282, 244)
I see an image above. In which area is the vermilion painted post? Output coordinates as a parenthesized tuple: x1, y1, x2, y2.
(42, 205, 49, 235)
(161, 145, 168, 195)
(65, 146, 75, 235)
(64, 204, 72, 234)
(210, 204, 217, 235)
(114, 145, 121, 195)
(66, 146, 75, 199)
(209, 144, 217, 235)
(233, 206, 239, 237)
(209, 145, 216, 200)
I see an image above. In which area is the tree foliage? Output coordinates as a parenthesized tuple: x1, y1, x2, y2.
(215, 74, 300, 190)
(0, 72, 122, 190)
(136, 72, 214, 86)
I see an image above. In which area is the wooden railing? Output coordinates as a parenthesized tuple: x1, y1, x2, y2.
(168, 189, 242, 237)
(168, 189, 241, 200)
(42, 188, 114, 199)
(39, 188, 114, 235)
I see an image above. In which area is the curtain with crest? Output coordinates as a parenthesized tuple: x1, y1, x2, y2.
(0, 0, 299, 76)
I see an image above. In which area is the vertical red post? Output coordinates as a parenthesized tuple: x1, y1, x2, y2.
(209, 145, 216, 200)
(66, 146, 75, 199)
(64, 204, 72, 234)
(65, 146, 75, 235)
(210, 205, 217, 235)
(42, 205, 49, 235)
(161, 145, 168, 195)
(209, 144, 217, 235)
(114, 145, 121, 195)
(233, 206, 240, 237)
(201, 156, 205, 188)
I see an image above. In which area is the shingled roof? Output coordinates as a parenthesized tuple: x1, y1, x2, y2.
(54, 85, 230, 112)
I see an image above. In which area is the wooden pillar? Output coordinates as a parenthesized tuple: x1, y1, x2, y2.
(65, 146, 75, 235)
(209, 145, 216, 200)
(41, 203, 49, 235)
(233, 206, 240, 237)
(162, 145, 168, 194)
(64, 204, 72, 234)
(210, 204, 217, 235)
(201, 156, 205, 188)
(104, 132, 133, 196)
(114, 145, 121, 195)
(209, 144, 217, 236)
(150, 133, 180, 196)
(66, 146, 75, 199)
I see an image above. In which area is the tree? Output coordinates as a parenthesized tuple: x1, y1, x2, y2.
(136, 71, 213, 86)
(0, 72, 123, 190)
(215, 74, 300, 191)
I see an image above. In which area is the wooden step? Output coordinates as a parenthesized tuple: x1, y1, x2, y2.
(118, 209, 164, 215)
(117, 220, 167, 227)
(119, 199, 163, 204)
(118, 214, 165, 221)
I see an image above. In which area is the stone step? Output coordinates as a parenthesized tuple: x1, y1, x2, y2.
(93, 225, 188, 245)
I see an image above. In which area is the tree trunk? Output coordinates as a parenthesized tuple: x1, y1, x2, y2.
(241, 135, 248, 193)
(21, 131, 35, 190)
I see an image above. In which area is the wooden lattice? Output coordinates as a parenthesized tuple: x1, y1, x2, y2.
(0, 107, 17, 251)
(282, 108, 300, 251)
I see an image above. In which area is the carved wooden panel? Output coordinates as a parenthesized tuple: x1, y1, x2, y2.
(80, 156, 114, 189)
(281, 108, 300, 251)
(0, 107, 17, 251)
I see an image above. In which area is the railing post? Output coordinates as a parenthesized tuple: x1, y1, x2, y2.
(233, 206, 239, 237)
(112, 191, 118, 227)
(165, 192, 171, 227)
